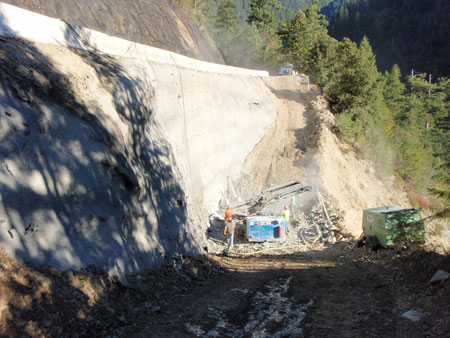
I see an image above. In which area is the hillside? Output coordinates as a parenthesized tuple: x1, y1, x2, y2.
(1, 0, 224, 63)
(326, 0, 450, 77)
(0, 3, 416, 275)
(0, 3, 449, 337)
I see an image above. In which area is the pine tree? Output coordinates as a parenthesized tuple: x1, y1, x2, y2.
(327, 38, 361, 112)
(383, 64, 407, 124)
(357, 36, 382, 106)
(279, 0, 331, 81)
(214, 0, 238, 63)
(226, 23, 264, 67)
(427, 77, 450, 218)
(247, 0, 281, 32)
(216, 0, 238, 34)
(327, 36, 381, 113)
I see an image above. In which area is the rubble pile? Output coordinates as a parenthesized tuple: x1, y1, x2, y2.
(305, 201, 346, 244)
(206, 197, 347, 256)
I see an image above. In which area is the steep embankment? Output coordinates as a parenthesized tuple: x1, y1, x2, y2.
(0, 4, 412, 280)
(234, 76, 409, 238)
(0, 4, 276, 280)
(1, 0, 223, 63)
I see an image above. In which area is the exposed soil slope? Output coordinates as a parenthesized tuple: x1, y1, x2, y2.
(2, 0, 223, 63)
(234, 75, 410, 238)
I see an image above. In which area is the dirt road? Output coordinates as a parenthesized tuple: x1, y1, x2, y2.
(126, 244, 450, 338)
(1, 242, 449, 337)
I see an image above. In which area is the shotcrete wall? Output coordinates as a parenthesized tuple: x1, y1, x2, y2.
(0, 4, 276, 279)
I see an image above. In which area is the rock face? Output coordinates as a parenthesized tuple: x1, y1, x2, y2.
(1, 0, 224, 64)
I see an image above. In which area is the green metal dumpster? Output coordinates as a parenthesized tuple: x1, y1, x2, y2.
(362, 206, 425, 249)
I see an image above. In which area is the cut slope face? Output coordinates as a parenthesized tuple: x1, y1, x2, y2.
(236, 78, 410, 237)
(0, 38, 199, 279)
(0, 6, 277, 279)
(0, 5, 413, 279)
(2, 0, 224, 63)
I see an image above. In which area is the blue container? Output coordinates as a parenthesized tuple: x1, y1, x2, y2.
(247, 216, 287, 242)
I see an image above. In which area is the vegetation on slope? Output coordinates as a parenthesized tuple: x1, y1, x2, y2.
(178, 0, 449, 219)
(326, 0, 450, 79)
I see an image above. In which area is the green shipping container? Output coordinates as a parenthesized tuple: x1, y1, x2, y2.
(362, 206, 425, 248)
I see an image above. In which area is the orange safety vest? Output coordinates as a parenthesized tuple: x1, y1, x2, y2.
(225, 209, 234, 221)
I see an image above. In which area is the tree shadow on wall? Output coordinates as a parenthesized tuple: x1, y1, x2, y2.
(0, 12, 199, 336)
(0, 10, 193, 289)
(63, 24, 200, 257)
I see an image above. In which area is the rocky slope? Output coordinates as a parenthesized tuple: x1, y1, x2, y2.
(1, 0, 224, 63)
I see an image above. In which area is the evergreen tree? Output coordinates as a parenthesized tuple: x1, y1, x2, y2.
(357, 36, 382, 106)
(227, 23, 264, 67)
(246, 0, 283, 69)
(216, 0, 238, 34)
(279, 10, 308, 72)
(326, 38, 361, 112)
(214, 0, 239, 62)
(248, 0, 281, 31)
(393, 128, 430, 185)
(383, 64, 407, 124)
(327, 36, 381, 112)
(427, 77, 450, 218)
(259, 27, 282, 68)
(279, 0, 331, 82)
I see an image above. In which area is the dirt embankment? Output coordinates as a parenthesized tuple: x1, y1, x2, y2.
(2, 0, 223, 63)
(233, 75, 411, 239)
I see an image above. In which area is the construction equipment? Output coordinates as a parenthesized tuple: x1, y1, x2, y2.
(231, 181, 312, 243)
(246, 215, 288, 242)
(232, 181, 312, 217)
(362, 206, 425, 250)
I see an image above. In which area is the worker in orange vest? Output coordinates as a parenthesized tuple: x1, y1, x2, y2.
(223, 207, 235, 256)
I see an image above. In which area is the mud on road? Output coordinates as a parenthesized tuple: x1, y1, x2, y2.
(126, 244, 450, 338)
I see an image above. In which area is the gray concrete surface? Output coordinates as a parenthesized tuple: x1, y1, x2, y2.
(0, 5, 278, 280)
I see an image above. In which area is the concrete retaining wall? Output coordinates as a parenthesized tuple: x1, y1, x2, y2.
(0, 3, 277, 279)
(0, 3, 268, 77)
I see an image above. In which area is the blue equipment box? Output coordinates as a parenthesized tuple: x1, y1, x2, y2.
(246, 216, 288, 242)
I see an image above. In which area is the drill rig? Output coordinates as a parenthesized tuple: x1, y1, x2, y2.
(232, 180, 312, 217)
(228, 181, 311, 242)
